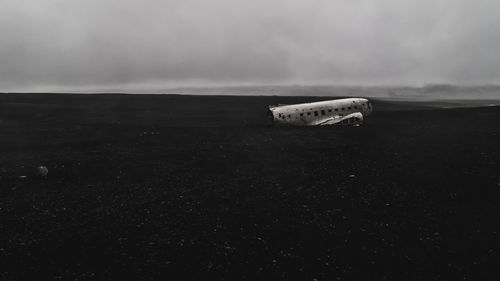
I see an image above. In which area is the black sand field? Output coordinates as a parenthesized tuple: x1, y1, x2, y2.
(0, 94, 499, 280)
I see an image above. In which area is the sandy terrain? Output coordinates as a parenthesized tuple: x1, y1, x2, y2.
(0, 93, 499, 280)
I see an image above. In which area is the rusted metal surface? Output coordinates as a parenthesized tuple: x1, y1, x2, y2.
(267, 98, 372, 126)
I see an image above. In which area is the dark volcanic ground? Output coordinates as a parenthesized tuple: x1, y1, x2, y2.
(0, 94, 499, 280)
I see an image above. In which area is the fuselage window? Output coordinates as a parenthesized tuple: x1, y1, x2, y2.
(288, 115, 291, 118)
(328, 109, 332, 113)
(314, 111, 318, 116)
(354, 106, 358, 109)
(341, 108, 345, 111)
(307, 112, 311, 115)
(321, 110, 325, 115)
(335, 108, 338, 112)
(348, 107, 351, 110)
(300, 113, 303, 116)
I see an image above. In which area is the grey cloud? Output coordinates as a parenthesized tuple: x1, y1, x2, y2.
(1, 0, 500, 91)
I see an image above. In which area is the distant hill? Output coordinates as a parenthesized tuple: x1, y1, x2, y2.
(160, 84, 500, 100)
(3, 84, 500, 100)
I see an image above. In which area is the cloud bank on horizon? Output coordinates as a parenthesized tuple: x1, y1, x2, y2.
(1, 0, 500, 91)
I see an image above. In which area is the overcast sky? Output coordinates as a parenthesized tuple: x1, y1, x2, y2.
(1, 0, 500, 91)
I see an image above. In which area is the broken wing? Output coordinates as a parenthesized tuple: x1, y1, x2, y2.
(314, 112, 364, 126)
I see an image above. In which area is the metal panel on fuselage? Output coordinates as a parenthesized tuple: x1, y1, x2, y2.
(270, 98, 369, 126)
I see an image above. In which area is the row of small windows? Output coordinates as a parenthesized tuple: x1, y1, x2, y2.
(279, 105, 360, 119)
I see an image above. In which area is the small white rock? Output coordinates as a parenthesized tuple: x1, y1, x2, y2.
(35, 166, 48, 177)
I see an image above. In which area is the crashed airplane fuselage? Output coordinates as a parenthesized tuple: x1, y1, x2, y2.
(267, 98, 373, 126)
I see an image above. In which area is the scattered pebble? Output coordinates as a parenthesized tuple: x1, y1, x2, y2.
(35, 166, 48, 177)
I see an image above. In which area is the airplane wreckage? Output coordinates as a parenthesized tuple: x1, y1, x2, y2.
(267, 98, 372, 126)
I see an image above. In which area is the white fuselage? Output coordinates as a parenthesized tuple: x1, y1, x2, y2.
(267, 98, 373, 126)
